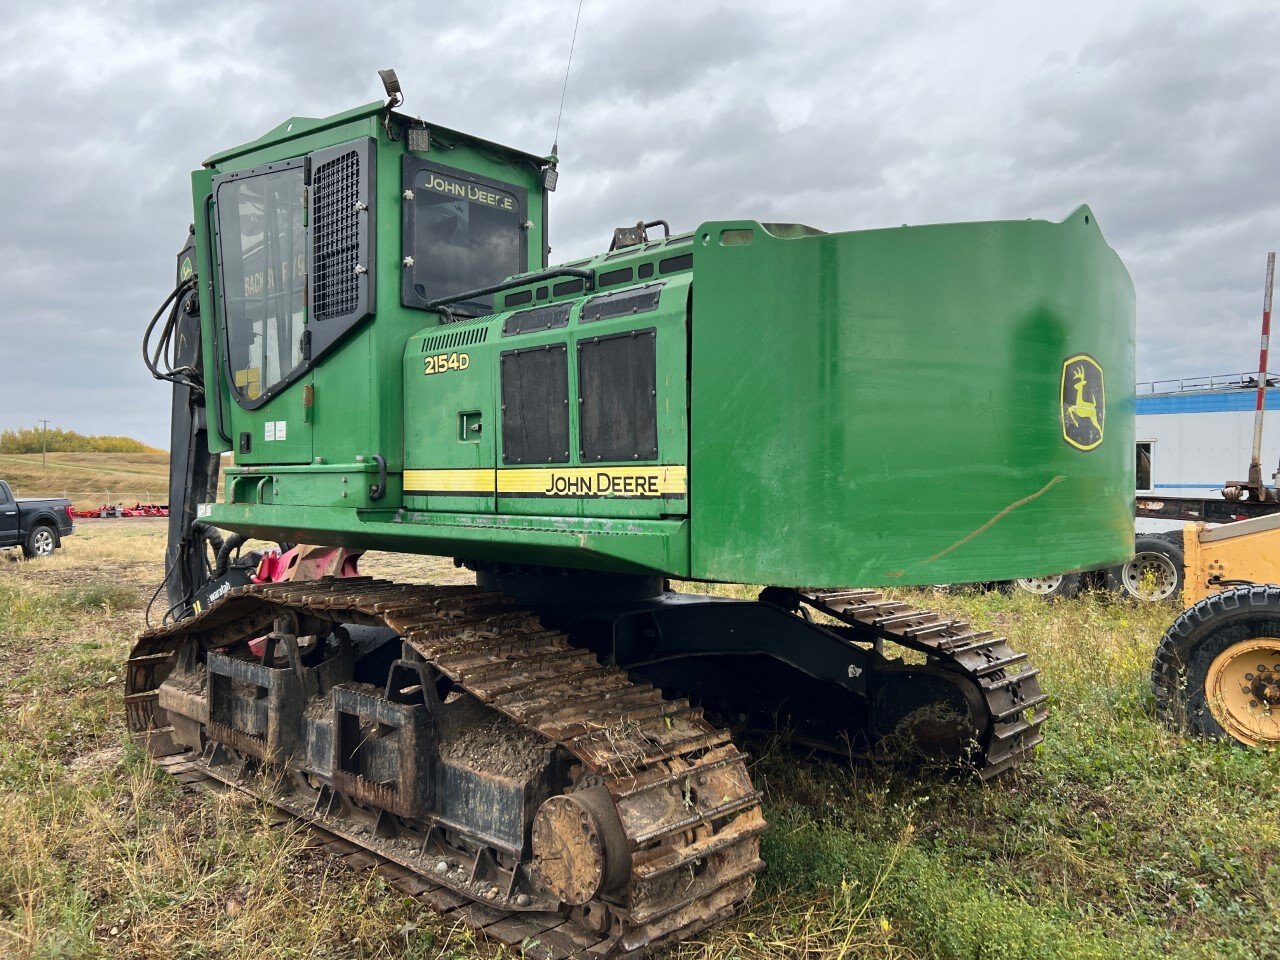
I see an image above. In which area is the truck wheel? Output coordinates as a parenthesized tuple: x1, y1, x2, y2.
(1152, 584, 1280, 746)
(22, 525, 57, 559)
(1107, 534, 1183, 602)
(1010, 573, 1080, 599)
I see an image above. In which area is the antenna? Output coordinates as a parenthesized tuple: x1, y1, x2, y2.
(551, 0, 585, 157)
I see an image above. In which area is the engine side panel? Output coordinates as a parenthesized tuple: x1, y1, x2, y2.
(688, 212, 1135, 586)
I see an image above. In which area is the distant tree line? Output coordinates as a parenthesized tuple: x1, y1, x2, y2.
(0, 427, 163, 454)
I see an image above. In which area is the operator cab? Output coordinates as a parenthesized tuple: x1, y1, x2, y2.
(197, 95, 552, 474)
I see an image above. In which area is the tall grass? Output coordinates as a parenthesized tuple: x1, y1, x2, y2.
(1, 525, 1276, 958)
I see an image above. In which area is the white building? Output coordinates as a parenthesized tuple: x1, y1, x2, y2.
(1136, 372, 1280, 500)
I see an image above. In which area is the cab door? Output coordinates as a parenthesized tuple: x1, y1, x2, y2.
(0, 483, 19, 546)
(212, 139, 376, 467)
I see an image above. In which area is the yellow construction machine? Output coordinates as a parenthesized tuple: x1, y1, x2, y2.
(1152, 515, 1280, 747)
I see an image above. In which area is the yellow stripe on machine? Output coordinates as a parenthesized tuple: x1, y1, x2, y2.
(498, 465, 687, 498)
(404, 469, 495, 494)
(403, 466, 687, 498)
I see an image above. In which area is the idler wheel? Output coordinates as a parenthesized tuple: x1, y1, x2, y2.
(531, 785, 630, 906)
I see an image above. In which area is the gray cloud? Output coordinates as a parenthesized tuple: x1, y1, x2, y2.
(0, 0, 1276, 447)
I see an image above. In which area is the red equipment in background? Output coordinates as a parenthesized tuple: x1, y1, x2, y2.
(71, 503, 170, 519)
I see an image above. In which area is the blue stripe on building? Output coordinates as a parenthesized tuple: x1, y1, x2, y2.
(1137, 388, 1280, 415)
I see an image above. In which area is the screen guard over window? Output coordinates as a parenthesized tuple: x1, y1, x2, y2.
(402, 157, 528, 314)
(308, 139, 376, 357)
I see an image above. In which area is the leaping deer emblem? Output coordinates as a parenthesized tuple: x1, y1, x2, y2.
(1065, 365, 1101, 437)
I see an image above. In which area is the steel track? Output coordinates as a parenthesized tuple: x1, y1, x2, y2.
(796, 589, 1049, 779)
(127, 578, 765, 958)
(125, 578, 1047, 956)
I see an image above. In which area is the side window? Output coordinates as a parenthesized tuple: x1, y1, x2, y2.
(1136, 441, 1153, 491)
(0, 483, 12, 507)
(215, 165, 307, 404)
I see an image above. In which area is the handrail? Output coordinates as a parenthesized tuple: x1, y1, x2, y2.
(1137, 371, 1280, 396)
(424, 267, 595, 312)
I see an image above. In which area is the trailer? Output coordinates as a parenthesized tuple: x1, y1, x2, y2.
(1135, 371, 1280, 520)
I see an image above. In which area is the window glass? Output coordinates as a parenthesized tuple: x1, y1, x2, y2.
(1136, 441, 1153, 490)
(408, 167, 524, 312)
(216, 167, 307, 403)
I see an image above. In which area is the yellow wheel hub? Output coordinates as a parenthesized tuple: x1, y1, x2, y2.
(1206, 638, 1280, 747)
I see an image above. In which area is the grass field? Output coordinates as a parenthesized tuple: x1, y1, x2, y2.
(0, 453, 171, 509)
(1, 524, 1275, 959)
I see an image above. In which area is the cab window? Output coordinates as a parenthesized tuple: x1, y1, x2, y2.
(215, 164, 307, 404)
(402, 159, 527, 314)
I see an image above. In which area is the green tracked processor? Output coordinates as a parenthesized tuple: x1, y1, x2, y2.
(129, 75, 1134, 956)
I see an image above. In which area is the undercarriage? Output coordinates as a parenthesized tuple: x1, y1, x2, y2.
(126, 573, 1046, 957)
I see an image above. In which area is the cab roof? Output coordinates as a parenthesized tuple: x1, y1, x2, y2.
(203, 100, 549, 168)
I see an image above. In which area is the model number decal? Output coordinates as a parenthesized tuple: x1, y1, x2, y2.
(424, 352, 470, 375)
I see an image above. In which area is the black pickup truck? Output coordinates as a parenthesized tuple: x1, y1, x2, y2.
(0, 480, 75, 558)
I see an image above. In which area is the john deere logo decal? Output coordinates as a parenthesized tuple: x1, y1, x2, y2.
(1060, 354, 1105, 451)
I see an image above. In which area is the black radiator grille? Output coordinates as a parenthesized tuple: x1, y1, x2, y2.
(312, 150, 361, 321)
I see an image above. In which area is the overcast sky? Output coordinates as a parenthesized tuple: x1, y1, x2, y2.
(0, 0, 1276, 448)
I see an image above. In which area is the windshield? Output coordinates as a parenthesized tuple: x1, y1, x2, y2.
(404, 163, 526, 313)
(215, 166, 307, 403)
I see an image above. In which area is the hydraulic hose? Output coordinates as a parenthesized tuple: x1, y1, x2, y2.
(214, 533, 247, 578)
(142, 275, 200, 390)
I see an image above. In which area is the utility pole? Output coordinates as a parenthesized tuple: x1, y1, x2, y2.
(1249, 253, 1277, 497)
(39, 419, 50, 471)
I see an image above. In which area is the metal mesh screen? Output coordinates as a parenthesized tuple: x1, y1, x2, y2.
(501, 345, 570, 464)
(578, 329, 658, 462)
(312, 150, 361, 321)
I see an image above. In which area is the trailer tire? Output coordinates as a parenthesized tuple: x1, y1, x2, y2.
(22, 524, 57, 559)
(1152, 584, 1280, 745)
(1107, 535, 1183, 602)
(1008, 573, 1080, 600)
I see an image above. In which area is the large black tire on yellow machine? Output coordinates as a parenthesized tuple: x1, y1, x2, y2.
(1153, 584, 1280, 747)
(125, 577, 1047, 956)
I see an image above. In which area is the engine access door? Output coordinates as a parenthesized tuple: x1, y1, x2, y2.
(495, 276, 690, 520)
(403, 320, 497, 512)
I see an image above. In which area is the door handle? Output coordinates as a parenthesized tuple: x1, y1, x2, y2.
(458, 411, 483, 441)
